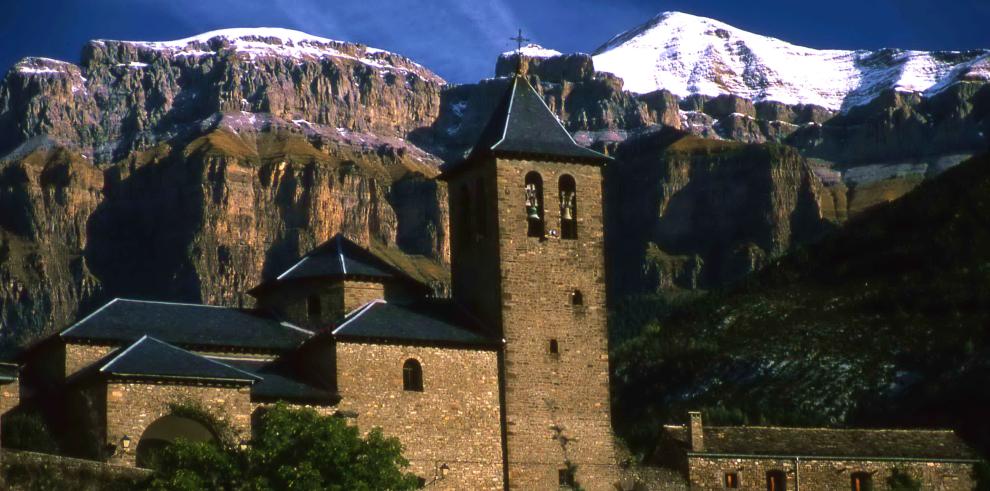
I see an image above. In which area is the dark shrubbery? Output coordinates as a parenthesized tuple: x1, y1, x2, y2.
(147, 403, 420, 490)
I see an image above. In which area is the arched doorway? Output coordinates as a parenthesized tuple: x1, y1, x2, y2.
(135, 414, 218, 467)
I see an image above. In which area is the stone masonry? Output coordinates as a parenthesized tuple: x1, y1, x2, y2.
(687, 456, 975, 490)
(447, 153, 621, 490)
(105, 381, 253, 466)
(334, 340, 504, 490)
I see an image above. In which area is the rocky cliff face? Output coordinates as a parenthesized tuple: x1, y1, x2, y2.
(0, 30, 450, 349)
(2, 24, 988, 346)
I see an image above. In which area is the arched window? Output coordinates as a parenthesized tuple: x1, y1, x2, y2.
(851, 472, 872, 491)
(524, 172, 544, 238)
(402, 359, 423, 392)
(307, 295, 321, 322)
(571, 290, 584, 306)
(766, 470, 787, 491)
(475, 179, 487, 239)
(459, 184, 473, 245)
(559, 174, 577, 239)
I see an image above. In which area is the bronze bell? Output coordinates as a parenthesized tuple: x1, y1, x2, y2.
(562, 205, 573, 221)
(527, 205, 541, 221)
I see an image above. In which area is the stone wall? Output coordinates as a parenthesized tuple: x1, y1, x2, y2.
(493, 157, 620, 490)
(104, 381, 253, 466)
(0, 378, 19, 417)
(335, 341, 503, 490)
(342, 280, 386, 314)
(2, 450, 150, 490)
(687, 455, 976, 491)
(65, 343, 116, 379)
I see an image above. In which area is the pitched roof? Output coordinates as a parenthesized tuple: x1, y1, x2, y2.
(250, 235, 427, 297)
(333, 300, 498, 348)
(0, 362, 18, 384)
(662, 425, 979, 461)
(60, 298, 312, 352)
(441, 76, 608, 178)
(221, 358, 339, 404)
(100, 336, 260, 383)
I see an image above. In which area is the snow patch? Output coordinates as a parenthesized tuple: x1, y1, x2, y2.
(502, 43, 563, 59)
(593, 11, 990, 112)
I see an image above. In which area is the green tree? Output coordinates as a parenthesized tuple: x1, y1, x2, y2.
(887, 468, 922, 491)
(147, 404, 420, 490)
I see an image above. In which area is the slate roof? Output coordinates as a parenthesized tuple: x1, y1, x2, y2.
(222, 359, 338, 404)
(663, 425, 980, 461)
(60, 298, 312, 352)
(332, 300, 498, 348)
(0, 363, 18, 383)
(250, 235, 426, 297)
(100, 336, 259, 384)
(441, 76, 609, 178)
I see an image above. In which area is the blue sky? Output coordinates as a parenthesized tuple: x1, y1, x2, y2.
(2, 0, 989, 84)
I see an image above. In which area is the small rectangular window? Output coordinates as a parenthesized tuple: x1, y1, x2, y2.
(558, 468, 574, 487)
(549, 339, 559, 355)
(725, 472, 739, 488)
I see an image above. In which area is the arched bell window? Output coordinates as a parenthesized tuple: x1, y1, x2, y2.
(475, 179, 487, 240)
(524, 172, 544, 238)
(559, 175, 577, 240)
(459, 184, 473, 245)
(402, 359, 423, 392)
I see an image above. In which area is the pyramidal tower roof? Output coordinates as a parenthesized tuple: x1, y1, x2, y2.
(443, 76, 608, 177)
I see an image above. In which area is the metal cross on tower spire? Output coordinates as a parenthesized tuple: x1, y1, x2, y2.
(509, 29, 531, 75)
(510, 29, 530, 53)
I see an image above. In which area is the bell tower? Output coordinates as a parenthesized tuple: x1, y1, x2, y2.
(441, 76, 619, 490)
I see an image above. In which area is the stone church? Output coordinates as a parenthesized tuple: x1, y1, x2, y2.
(4, 74, 981, 490)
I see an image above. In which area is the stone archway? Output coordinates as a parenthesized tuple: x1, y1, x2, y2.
(135, 414, 218, 467)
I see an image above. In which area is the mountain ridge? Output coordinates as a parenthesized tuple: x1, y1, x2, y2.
(592, 11, 990, 111)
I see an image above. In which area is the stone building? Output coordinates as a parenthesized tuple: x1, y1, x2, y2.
(657, 412, 980, 490)
(9, 73, 982, 491)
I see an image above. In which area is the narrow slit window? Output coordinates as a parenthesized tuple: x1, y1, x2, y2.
(403, 359, 423, 392)
(571, 290, 584, 306)
(524, 172, 544, 238)
(766, 471, 786, 491)
(559, 174, 577, 240)
(725, 472, 739, 488)
(549, 339, 559, 354)
(851, 472, 872, 491)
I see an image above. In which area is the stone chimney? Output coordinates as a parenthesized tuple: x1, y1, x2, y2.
(688, 411, 704, 452)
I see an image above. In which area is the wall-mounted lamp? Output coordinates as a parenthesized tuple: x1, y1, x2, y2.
(440, 463, 450, 478)
(239, 440, 250, 451)
(121, 435, 131, 450)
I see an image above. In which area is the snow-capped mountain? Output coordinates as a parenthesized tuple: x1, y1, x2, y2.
(592, 11, 990, 111)
(99, 27, 443, 83)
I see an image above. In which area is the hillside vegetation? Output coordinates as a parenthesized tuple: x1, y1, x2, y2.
(611, 152, 990, 457)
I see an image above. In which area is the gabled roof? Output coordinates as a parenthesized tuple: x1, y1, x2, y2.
(250, 234, 427, 296)
(332, 300, 499, 348)
(662, 425, 980, 461)
(60, 298, 312, 352)
(279, 234, 404, 281)
(0, 363, 18, 384)
(221, 358, 339, 404)
(441, 76, 609, 179)
(100, 336, 260, 384)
